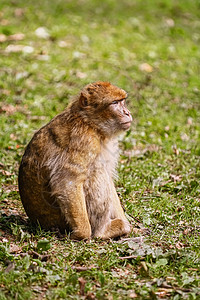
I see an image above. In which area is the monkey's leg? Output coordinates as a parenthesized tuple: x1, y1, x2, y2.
(96, 183, 131, 239)
(53, 180, 92, 240)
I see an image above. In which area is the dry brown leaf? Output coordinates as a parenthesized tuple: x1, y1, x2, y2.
(0, 19, 9, 26)
(173, 146, 179, 155)
(0, 104, 16, 115)
(175, 241, 184, 249)
(1, 89, 10, 95)
(170, 174, 182, 182)
(124, 144, 161, 158)
(72, 265, 96, 272)
(76, 71, 87, 79)
(35, 27, 50, 39)
(14, 8, 25, 17)
(10, 133, 17, 141)
(139, 63, 153, 73)
(8, 33, 25, 41)
(5, 44, 24, 53)
(0, 34, 7, 42)
(5, 44, 33, 53)
(10, 244, 22, 254)
(0, 170, 14, 176)
(155, 288, 172, 297)
(58, 40, 68, 48)
(128, 290, 137, 298)
(187, 117, 193, 125)
(165, 18, 175, 27)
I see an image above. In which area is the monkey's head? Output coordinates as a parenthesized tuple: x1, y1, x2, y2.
(78, 81, 132, 136)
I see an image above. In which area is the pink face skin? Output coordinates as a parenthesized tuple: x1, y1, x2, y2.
(109, 99, 133, 130)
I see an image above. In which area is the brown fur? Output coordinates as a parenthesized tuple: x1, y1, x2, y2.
(18, 81, 132, 239)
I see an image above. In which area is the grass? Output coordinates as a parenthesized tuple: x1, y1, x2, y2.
(0, 0, 200, 299)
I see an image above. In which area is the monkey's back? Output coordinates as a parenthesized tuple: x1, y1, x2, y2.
(18, 120, 67, 232)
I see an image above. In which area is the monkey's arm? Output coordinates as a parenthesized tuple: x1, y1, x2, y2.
(64, 181, 91, 240)
(49, 158, 92, 240)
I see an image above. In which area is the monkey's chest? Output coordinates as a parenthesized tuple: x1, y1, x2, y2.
(84, 155, 114, 230)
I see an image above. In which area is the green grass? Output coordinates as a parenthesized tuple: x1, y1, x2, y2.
(0, 0, 200, 299)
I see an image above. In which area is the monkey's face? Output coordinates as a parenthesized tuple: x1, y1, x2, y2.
(79, 81, 132, 136)
(108, 99, 132, 131)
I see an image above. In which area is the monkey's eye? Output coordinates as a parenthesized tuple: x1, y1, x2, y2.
(111, 100, 119, 105)
(111, 99, 126, 105)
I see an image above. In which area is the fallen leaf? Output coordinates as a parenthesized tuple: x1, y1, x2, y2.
(0, 104, 16, 115)
(124, 144, 161, 158)
(29, 115, 46, 121)
(76, 71, 87, 79)
(14, 8, 25, 17)
(170, 174, 182, 182)
(183, 229, 189, 235)
(8, 33, 25, 41)
(73, 51, 85, 59)
(181, 133, 189, 141)
(16, 71, 29, 80)
(187, 117, 193, 125)
(128, 290, 137, 298)
(5, 44, 34, 53)
(10, 244, 22, 254)
(22, 46, 34, 54)
(175, 241, 184, 249)
(10, 133, 17, 141)
(139, 63, 153, 73)
(0, 19, 9, 25)
(111, 267, 131, 278)
(35, 27, 50, 39)
(58, 40, 68, 48)
(118, 255, 138, 260)
(72, 265, 96, 272)
(0, 34, 7, 42)
(172, 146, 179, 155)
(155, 288, 172, 297)
(165, 18, 175, 27)
(5, 44, 24, 53)
(1, 89, 10, 95)
(37, 54, 50, 61)
(0, 170, 14, 176)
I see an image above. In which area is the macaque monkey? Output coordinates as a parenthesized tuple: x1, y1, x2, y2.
(19, 81, 133, 240)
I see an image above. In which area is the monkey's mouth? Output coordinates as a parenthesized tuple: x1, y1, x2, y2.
(121, 121, 132, 129)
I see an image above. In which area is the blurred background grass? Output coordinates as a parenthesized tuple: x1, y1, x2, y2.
(0, 1, 200, 299)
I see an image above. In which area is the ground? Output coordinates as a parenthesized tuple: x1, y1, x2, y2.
(0, 0, 200, 299)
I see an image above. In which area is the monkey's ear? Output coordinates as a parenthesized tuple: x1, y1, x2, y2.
(79, 93, 89, 107)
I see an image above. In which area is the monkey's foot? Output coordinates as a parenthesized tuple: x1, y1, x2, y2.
(97, 218, 132, 240)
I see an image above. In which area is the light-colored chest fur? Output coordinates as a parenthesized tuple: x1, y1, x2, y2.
(84, 138, 119, 233)
(86, 137, 119, 186)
